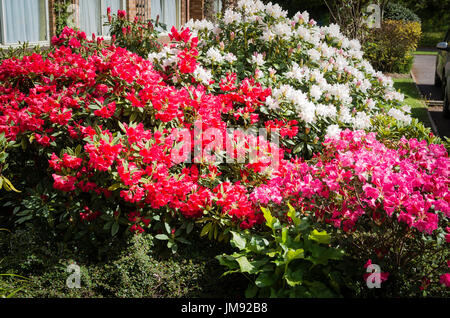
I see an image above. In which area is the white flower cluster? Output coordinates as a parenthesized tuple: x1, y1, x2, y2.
(149, 0, 411, 137)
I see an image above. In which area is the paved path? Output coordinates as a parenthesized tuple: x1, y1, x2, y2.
(411, 54, 450, 139)
(411, 54, 443, 102)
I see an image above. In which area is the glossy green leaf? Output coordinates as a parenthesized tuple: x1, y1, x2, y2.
(230, 231, 247, 250)
(308, 229, 331, 245)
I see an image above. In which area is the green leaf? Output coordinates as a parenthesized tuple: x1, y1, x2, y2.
(111, 223, 119, 236)
(261, 206, 275, 230)
(186, 222, 194, 234)
(308, 229, 331, 245)
(155, 234, 169, 240)
(235, 256, 256, 274)
(215, 254, 239, 270)
(286, 248, 305, 263)
(175, 236, 191, 245)
(107, 183, 122, 191)
(287, 203, 301, 226)
(284, 267, 304, 287)
(164, 222, 171, 234)
(281, 227, 288, 244)
(248, 236, 270, 253)
(2, 177, 20, 193)
(129, 112, 138, 122)
(230, 231, 247, 250)
(245, 284, 258, 298)
(200, 223, 212, 237)
(255, 272, 277, 288)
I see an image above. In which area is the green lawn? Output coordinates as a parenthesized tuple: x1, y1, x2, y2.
(414, 50, 438, 56)
(392, 77, 431, 127)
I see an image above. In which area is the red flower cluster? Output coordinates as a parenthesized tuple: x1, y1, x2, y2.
(0, 27, 279, 232)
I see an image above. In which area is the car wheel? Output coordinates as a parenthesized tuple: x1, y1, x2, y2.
(435, 71, 442, 87)
(444, 86, 450, 118)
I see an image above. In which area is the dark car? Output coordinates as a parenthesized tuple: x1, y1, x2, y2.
(435, 28, 450, 117)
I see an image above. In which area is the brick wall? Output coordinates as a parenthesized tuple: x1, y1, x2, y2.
(48, 0, 56, 38)
(189, 0, 203, 21)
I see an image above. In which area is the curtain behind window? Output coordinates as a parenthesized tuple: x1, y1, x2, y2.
(3, 0, 46, 43)
(163, 0, 177, 30)
(103, 0, 122, 35)
(151, 0, 177, 31)
(79, 0, 101, 37)
(214, 0, 222, 14)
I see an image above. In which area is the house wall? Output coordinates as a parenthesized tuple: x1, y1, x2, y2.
(189, 0, 203, 21)
(1, 0, 196, 47)
(47, 0, 191, 39)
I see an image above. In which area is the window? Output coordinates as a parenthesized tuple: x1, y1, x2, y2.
(151, 0, 180, 31)
(214, 0, 222, 14)
(79, 0, 125, 37)
(0, 0, 49, 46)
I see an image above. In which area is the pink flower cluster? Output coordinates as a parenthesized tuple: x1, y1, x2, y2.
(252, 129, 450, 235)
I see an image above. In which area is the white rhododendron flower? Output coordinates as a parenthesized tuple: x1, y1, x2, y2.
(206, 47, 224, 63)
(224, 9, 241, 24)
(251, 53, 265, 67)
(150, 0, 418, 147)
(224, 52, 237, 63)
(326, 125, 342, 139)
(193, 66, 213, 85)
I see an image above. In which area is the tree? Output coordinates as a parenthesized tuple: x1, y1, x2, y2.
(323, 0, 391, 43)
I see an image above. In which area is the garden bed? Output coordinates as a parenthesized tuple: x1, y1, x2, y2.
(0, 0, 449, 299)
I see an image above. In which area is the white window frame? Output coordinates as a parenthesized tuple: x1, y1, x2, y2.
(151, 0, 181, 35)
(77, 0, 126, 39)
(0, 0, 50, 48)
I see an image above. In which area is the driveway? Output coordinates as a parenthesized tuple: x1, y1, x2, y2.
(411, 54, 450, 139)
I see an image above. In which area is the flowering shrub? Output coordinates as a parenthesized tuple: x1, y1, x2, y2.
(104, 8, 163, 58)
(148, 0, 415, 158)
(250, 129, 450, 296)
(0, 4, 448, 297)
(0, 26, 281, 245)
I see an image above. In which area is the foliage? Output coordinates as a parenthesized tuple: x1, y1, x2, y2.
(0, 228, 32, 298)
(0, 226, 247, 298)
(104, 8, 163, 58)
(0, 43, 51, 61)
(374, 116, 450, 151)
(383, 2, 421, 22)
(0, 133, 20, 193)
(419, 31, 446, 48)
(54, 0, 73, 36)
(364, 19, 421, 73)
(216, 205, 346, 298)
(397, 0, 450, 33)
